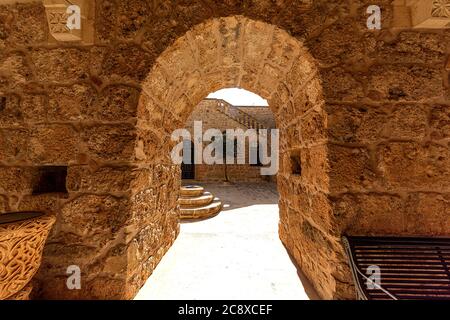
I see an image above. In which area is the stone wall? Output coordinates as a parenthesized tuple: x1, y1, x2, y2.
(0, 0, 448, 300)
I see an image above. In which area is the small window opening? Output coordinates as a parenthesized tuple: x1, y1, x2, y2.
(32, 166, 68, 195)
(290, 152, 302, 176)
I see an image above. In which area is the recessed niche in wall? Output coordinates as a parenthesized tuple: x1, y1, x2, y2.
(290, 151, 302, 176)
(32, 166, 68, 195)
(0, 96, 6, 111)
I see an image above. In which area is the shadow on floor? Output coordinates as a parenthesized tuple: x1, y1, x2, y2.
(182, 180, 279, 212)
(283, 244, 322, 300)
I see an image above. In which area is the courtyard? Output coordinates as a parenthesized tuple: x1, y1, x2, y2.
(135, 182, 318, 300)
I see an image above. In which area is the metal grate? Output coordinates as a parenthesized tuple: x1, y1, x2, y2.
(343, 236, 450, 300)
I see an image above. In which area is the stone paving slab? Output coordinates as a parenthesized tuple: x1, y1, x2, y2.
(135, 182, 318, 300)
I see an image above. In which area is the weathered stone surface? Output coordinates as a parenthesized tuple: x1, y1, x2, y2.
(18, 193, 61, 215)
(367, 65, 444, 101)
(48, 84, 95, 122)
(0, 128, 29, 163)
(334, 193, 407, 235)
(0, 93, 20, 125)
(31, 48, 90, 83)
(327, 104, 429, 143)
(329, 144, 377, 192)
(321, 67, 365, 101)
(29, 125, 80, 164)
(405, 193, 450, 236)
(0, 3, 48, 46)
(377, 142, 450, 190)
(90, 85, 140, 121)
(429, 105, 450, 140)
(0, 53, 32, 89)
(0, 1, 448, 301)
(307, 20, 368, 66)
(60, 194, 131, 247)
(0, 194, 8, 212)
(67, 165, 134, 193)
(33, 275, 127, 300)
(0, 166, 33, 193)
(100, 44, 154, 82)
(373, 31, 446, 64)
(82, 124, 136, 161)
(20, 94, 47, 123)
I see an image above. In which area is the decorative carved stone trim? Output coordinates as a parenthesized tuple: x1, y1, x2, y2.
(432, 0, 450, 17)
(394, 0, 450, 28)
(43, 0, 95, 44)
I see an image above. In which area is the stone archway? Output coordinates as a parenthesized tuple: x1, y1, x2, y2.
(131, 16, 345, 300)
(1, 0, 448, 302)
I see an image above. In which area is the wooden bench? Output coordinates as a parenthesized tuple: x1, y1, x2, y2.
(342, 236, 450, 300)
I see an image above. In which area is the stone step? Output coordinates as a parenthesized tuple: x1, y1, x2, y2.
(178, 191, 214, 207)
(180, 185, 204, 197)
(179, 199, 223, 220)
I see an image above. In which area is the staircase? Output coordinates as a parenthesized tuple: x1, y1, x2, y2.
(178, 185, 223, 220)
(215, 100, 266, 130)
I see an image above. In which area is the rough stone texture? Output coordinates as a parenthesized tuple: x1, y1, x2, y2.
(0, 0, 448, 300)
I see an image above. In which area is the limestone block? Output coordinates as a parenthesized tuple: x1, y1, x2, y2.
(374, 31, 446, 64)
(66, 165, 134, 193)
(328, 145, 377, 192)
(0, 53, 32, 89)
(60, 194, 131, 247)
(340, 193, 407, 235)
(0, 2, 48, 46)
(91, 85, 140, 121)
(367, 64, 444, 101)
(82, 124, 136, 161)
(377, 142, 450, 190)
(0, 128, 30, 163)
(405, 192, 450, 235)
(100, 44, 153, 82)
(29, 125, 80, 164)
(429, 105, 450, 140)
(301, 108, 327, 144)
(321, 68, 365, 102)
(31, 48, 90, 83)
(0, 167, 34, 194)
(48, 84, 95, 121)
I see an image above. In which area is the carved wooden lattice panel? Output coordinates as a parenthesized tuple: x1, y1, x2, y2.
(0, 215, 56, 300)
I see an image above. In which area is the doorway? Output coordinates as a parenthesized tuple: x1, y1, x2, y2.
(181, 140, 195, 180)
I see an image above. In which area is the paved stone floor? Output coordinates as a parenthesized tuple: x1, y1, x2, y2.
(135, 182, 319, 300)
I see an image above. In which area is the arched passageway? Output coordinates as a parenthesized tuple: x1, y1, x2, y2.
(133, 16, 342, 299)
